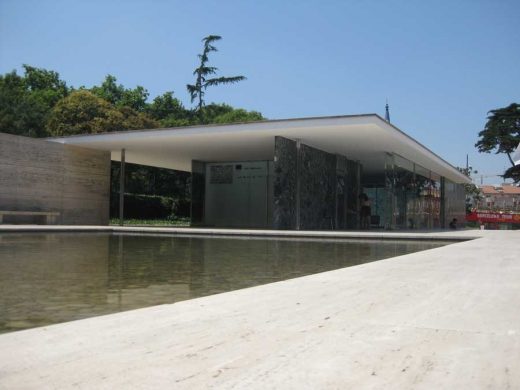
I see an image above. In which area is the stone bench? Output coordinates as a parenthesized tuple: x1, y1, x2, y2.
(0, 211, 60, 224)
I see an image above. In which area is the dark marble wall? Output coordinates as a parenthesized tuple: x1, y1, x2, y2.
(190, 160, 206, 226)
(272, 136, 361, 230)
(334, 156, 361, 229)
(273, 136, 297, 229)
(335, 155, 348, 229)
(299, 143, 337, 230)
(345, 159, 361, 229)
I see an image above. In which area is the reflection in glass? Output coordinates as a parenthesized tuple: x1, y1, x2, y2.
(366, 154, 450, 230)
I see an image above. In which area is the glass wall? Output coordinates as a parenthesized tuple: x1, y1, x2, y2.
(365, 187, 388, 229)
(382, 153, 397, 229)
(414, 164, 441, 229)
(204, 161, 270, 228)
(394, 155, 417, 229)
(376, 153, 446, 230)
(444, 178, 466, 227)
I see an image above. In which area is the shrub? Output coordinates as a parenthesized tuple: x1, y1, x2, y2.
(110, 193, 189, 219)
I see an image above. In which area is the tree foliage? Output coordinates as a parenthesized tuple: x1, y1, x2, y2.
(475, 103, 520, 167)
(503, 165, 520, 183)
(91, 75, 149, 112)
(198, 103, 263, 124)
(146, 91, 191, 126)
(187, 35, 246, 116)
(1, 34, 260, 139)
(456, 167, 483, 212)
(23, 65, 68, 100)
(0, 65, 69, 137)
(47, 90, 158, 136)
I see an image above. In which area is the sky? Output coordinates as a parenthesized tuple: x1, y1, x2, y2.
(1, 0, 519, 184)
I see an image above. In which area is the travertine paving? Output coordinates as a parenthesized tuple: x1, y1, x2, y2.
(0, 228, 518, 389)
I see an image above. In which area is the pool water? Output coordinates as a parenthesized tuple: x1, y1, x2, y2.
(0, 233, 450, 333)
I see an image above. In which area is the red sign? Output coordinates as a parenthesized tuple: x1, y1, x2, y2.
(466, 211, 520, 224)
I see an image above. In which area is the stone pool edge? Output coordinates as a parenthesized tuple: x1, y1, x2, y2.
(0, 224, 482, 241)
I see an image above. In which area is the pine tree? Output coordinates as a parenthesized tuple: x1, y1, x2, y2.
(187, 35, 246, 119)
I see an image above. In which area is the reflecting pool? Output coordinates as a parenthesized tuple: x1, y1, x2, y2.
(0, 233, 450, 333)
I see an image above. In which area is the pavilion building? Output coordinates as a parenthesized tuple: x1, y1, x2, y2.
(48, 113, 469, 230)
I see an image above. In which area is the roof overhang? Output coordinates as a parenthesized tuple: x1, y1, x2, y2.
(49, 114, 471, 184)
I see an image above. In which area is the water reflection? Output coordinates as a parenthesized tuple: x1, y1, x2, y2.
(0, 233, 449, 333)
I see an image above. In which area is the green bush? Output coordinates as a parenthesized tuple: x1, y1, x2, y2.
(110, 193, 190, 219)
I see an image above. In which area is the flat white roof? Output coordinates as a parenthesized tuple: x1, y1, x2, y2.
(50, 114, 470, 183)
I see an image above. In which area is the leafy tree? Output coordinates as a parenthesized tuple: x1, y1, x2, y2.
(47, 90, 158, 136)
(0, 65, 69, 137)
(187, 35, 246, 116)
(159, 117, 193, 127)
(212, 107, 263, 124)
(456, 167, 483, 212)
(503, 165, 520, 183)
(475, 103, 520, 182)
(23, 64, 68, 102)
(147, 100, 264, 127)
(0, 71, 31, 135)
(118, 106, 160, 130)
(91, 75, 149, 112)
(195, 103, 264, 124)
(146, 91, 191, 126)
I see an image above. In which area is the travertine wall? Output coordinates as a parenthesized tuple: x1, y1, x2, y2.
(0, 133, 110, 225)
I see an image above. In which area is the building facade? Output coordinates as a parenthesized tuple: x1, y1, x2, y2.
(191, 136, 465, 230)
(49, 114, 470, 230)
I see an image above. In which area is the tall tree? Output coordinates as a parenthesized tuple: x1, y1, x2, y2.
(23, 64, 68, 99)
(475, 103, 520, 172)
(0, 65, 69, 137)
(186, 35, 246, 117)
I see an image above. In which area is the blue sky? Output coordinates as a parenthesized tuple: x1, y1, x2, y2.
(1, 0, 519, 184)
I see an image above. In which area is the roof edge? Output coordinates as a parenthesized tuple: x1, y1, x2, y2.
(48, 112, 470, 184)
(371, 115, 471, 184)
(47, 113, 380, 141)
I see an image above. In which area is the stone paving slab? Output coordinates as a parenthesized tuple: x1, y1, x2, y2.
(0, 229, 518, 389)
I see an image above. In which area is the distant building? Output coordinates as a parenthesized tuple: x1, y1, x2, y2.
(480, 184, 520, 212)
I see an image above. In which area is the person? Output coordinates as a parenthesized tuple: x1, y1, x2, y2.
(449, 218, 457, 230)
(359, 193, 371, 229)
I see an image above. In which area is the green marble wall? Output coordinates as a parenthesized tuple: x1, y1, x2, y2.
(273, 136, 361, 230)
(273, 136, 297, 229)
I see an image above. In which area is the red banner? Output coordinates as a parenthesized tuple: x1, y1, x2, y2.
(466, 211, 520, 224)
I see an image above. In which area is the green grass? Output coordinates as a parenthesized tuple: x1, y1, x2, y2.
(109, 218, 190, 227)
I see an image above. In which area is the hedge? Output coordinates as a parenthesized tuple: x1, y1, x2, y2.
(110, 193, 190, 219)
